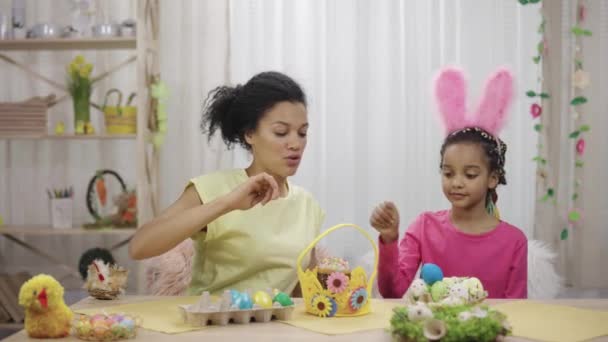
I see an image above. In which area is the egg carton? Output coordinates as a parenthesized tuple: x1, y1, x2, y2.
(178, 303, 295, 326)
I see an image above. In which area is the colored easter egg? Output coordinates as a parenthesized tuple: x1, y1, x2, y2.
(119, 317, 135, 330)
(238, 292, 253, 310)
(430, 281, 448, 301)
(253, 291, 273, 308)
(111, 314, 125, 322)
(110, 324, 124, 337)
(90, 314, 105, 323)
(76, 321, 92, 335)
(421, 263, 444, 286)
(93, 326, 106, 338)
(230, 289, 241, 304)
(273, 292, 294, 306)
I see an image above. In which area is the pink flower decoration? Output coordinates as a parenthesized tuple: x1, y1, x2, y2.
(543, 38, 549, 56)
(578, 4, 587, 22)
(326, 272, 349, 294)
(530, 103, 542, 119)
(576, 138, 586, 155)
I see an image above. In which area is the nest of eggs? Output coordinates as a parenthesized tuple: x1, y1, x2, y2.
(73, 313, 139, 341)
(84, 260, 128, 300)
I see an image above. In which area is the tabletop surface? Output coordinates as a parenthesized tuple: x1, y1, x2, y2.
(6, 296, 608, 341)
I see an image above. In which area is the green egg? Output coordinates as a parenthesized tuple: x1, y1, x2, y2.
(273, 292, 294, 306)
(430, 281, 448, 301)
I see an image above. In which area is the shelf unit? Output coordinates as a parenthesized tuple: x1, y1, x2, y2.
(0, 225, 136, 236)
(0, 37, 136, 51)
(0, 134, 136, 140)
(0, 1, 160, 299)
(0, 0, 160, 227)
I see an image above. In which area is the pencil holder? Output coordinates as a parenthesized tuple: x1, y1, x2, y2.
(50, 198, 73, 229)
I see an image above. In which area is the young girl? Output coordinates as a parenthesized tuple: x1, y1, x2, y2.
(370, 68, 527, 299)
(129, 71, 325, 296)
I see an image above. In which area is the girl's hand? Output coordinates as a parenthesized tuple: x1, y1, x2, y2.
(370, 201, 400, 243)
(222, 172, 280, 211)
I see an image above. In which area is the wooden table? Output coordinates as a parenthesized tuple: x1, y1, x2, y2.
(5, 296, 608, 341)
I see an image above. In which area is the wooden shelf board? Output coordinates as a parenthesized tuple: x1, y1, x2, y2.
(0, 134, 136, 140)
(0, 322, 23, 329)
(0, 38, 136, 51)
(0, 225, 136, 236)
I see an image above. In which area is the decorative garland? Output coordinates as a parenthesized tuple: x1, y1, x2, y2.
(519, 0, 592, 241)
(518, 0, 554, 204)
(564, 0, 591, 240)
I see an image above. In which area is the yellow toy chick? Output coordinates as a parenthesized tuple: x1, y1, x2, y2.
(54, 121, 65, 135)
(75, 120, 85, 135)
(18, 274, 73, 338)
(84, 122, 95, 134)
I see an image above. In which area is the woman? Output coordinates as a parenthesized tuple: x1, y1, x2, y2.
(130, 71, 325, 296)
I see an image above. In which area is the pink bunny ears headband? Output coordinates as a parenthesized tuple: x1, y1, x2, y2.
(434, 67, 514, 137)
(434, 67, 514, 184)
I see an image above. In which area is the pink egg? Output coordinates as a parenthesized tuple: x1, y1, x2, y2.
(90, 314, 105, 323)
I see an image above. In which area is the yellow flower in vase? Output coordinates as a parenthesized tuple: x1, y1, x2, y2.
(82, 63, 93, 77)
(73, 55, 85, 65)
(67, 56, 94, 134)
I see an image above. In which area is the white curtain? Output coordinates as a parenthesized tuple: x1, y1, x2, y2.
(1, 0, 543, 292)
(223, 0, 539, 261)
(157, 0, 234, 209)
(578, 0, 608, 289)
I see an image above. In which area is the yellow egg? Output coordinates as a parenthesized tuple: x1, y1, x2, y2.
(253, 291, 273, 308)
(76, 321, 92, 335)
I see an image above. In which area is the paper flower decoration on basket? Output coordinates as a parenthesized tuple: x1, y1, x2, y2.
(84, 259, 128, 300)
(296, 223, 378, 317)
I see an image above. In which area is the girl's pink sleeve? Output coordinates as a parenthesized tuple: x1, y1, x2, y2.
(377, 215, 423, 298)
(505, 237, 528, 298)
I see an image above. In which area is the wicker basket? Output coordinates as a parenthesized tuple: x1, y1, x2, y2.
(297, 224, 378, 317)
(103, 89, 136, 134)
(87, 288, 121, 300)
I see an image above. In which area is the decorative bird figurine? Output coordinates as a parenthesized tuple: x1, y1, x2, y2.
(18, 274, 73, 338)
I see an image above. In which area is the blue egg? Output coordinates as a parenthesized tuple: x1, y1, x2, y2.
(230, 290, 241, 304)
(238, 293, 253, 310)
(421, 263, 444, 285)
(119, 318, 134, 330)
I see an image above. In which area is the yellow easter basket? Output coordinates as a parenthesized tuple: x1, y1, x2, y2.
(297, 223, 378, 318)
(103, 89, 137, 134)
